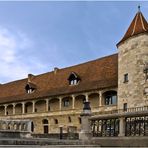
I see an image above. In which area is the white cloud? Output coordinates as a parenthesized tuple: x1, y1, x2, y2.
(0, 26, 40, 83)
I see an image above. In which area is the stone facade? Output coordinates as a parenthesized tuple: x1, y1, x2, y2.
(0, 89, 117, 134)
(118, 34, 148, 109)
(0, 9, 147, 137)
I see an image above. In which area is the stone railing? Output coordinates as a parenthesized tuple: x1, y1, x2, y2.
(0, 119, 32, 132)
(94, 106, 148, 115)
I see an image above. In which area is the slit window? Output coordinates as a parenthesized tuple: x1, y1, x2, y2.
(124, 73, 128, 83)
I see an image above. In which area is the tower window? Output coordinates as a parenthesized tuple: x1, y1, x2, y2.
(124, 73, 128, 83)
(123, 103, 127, 111)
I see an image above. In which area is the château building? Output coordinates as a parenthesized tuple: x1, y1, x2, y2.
(0, 8, 147, 136)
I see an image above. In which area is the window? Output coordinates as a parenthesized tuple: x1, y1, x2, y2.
(31, 122, 34, 132)
(42, 119, 48, 124)
(78, 117, 82, 124)
(68, 116, 71, 123)
(54, 119, 58, 124)
(123, 103, 127, 111)
(27, 88, 34, 94)
(63, 100, 69, 107)
(68, 72, 80, 86)
(104, 91, 117, 105)
(124, 73, 128, 83)
(25, 83, 36, 94)
(83, 98, 86, 103)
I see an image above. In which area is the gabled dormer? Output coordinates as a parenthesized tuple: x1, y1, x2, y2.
(25, 74, 36, 94)
(68, 72, 81, 86)
(25, 82, 36, 94)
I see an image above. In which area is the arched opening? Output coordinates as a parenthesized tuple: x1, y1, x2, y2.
(103, 91, 117, 106)
(25, 102, 33, 113)
(78, 117, 82, 124)
(35, 100, 46, 113)
(88, 93, 100, 108)
(42, 119, 49, 134)
(0, 106, 5, 115)
(75, 95, 86, 109)
(2, 123, 7, 130)
(13, 123, 18, 130)
(7, 104, 13, 115)
(62, 96, 72, 110)
(31, 122, 34, 132)
(68, 116, 72, 123)
(15, 103, 22, 115)
(49, 98, 59, 111)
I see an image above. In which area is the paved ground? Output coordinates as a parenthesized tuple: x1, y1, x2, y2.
(0, 145, 100, 148)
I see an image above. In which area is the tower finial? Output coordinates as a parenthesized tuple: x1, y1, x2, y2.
(138, 4, 141, 12)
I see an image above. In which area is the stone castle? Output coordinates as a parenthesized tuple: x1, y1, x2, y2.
(0, 8, 147, 137)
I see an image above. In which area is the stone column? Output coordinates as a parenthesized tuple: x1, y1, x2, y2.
(46, 99, 49, 112)
(85, 93, 89, 102)
(72, 95, 75, 109)
(22, 102, 25, 114)
(119, 117, 125, 137)
(13, 103, 16, 115)
(99, 91, 102, 106)
(4, 105, 7, 115)
(59, 97, 62, 111)
(79, 102, 92, 140)
(32, 101, 35, 113)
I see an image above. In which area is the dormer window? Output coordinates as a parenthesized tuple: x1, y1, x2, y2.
(25, 82, 36, 94)
(68, 72, 80, 86)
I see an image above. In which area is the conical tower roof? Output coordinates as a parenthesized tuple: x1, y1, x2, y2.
(117, 8, 148, 46)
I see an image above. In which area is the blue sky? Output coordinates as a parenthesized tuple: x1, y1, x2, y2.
(0, 1, 148, 83)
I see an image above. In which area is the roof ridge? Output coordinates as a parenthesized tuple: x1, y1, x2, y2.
(0, 53, 118, 86)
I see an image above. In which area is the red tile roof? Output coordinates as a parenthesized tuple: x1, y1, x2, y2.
(117, 11, 148, 46)
(0, 54, 118, 104)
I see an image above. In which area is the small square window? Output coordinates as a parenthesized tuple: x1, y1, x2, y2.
(124, 73, 128, 83)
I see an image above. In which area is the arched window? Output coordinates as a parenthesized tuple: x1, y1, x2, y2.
(68, 72, 81, 86)
(103, 91, 117, 105)
(42, 119, 48, 124)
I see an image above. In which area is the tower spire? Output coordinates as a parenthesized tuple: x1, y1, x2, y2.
(117, 7, 148, 46)
(138, 4, 141, 12)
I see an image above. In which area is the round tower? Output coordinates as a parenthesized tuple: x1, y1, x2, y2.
(117, 7, 148, 109)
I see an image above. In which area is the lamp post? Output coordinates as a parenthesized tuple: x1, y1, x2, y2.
(79, 101, 92, 140)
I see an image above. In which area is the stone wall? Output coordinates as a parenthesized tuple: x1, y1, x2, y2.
(118, 34, 148, 109)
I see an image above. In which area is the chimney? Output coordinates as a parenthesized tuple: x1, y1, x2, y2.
(54, 67, 59, 74)
(28, 74, 34, 82)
